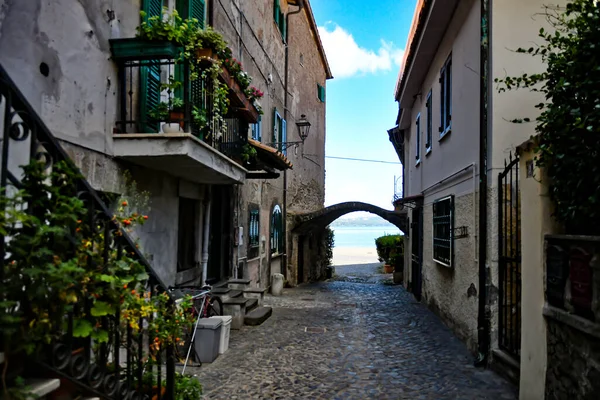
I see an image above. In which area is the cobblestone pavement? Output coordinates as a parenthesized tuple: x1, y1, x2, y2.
(190, 264, 516, 399)
(333, 262, 391, 284)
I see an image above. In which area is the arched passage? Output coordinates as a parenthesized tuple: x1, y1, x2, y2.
(288, 202, 408, 285)
(292, 202, 408, 235)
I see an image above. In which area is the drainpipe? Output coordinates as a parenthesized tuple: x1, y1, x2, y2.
(201, 187, 212, 285)
(282, 0, 304, 281)
(476, 0, 491, 366)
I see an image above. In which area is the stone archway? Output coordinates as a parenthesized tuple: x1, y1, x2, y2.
(288, 202, 408, 285)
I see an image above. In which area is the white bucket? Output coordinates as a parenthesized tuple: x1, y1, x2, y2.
(209, 315, 232, 354)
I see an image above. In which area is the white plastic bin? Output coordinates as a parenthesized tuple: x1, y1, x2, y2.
(209, 315, 232, 354)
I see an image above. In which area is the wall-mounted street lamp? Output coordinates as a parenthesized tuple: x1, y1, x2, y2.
(296, 114, 311, 142)
(270, 114, 311, 151)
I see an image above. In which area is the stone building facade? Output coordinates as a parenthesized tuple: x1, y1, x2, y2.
(0, 0, 330, 291)
(212, 0, 331, 288)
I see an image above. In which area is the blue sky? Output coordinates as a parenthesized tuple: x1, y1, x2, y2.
(310, 0, 417, 214)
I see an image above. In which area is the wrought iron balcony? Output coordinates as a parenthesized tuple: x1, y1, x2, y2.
(109, 39, 258, 184)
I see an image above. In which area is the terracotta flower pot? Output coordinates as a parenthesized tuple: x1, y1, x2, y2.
(195, 48, 215, 60)
(384, 264, 394, 274)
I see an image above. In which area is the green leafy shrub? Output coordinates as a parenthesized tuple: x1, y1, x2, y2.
(375, 234, 404, 264)
(324, 226, 335, 267)
(495, 0, 600, 234)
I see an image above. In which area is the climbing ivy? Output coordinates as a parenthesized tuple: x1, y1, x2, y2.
(495, 0, 600, 234)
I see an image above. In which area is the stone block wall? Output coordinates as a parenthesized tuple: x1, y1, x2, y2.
(545, 316, 600, 400)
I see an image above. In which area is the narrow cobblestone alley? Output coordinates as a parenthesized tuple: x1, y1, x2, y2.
(191, 264, 516, 399)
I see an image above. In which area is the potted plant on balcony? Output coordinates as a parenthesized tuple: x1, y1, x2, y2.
(149, 97, 185, 133)
(148, 77, 187, 133)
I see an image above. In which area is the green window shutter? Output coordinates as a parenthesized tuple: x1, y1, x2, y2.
(273, 0, 280, 25)
(140, 0, 162, 133)
(281, 118, 287, 156)
(280, 12, 287, 40)
(176, 0, 205, 27)
(317, 84, 326, 102)
(175, 0, 206, 100)
(142, 0, 162, 21)
(273, 108, 280, 148)
(191, 0, 206, 29)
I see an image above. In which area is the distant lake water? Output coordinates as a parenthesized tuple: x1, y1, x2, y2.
(331, 226, 402, 248)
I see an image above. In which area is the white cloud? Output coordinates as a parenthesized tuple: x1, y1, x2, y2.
(318, 24, 404, 78)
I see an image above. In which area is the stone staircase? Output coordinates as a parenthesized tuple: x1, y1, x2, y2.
(214, 279, 272, 329)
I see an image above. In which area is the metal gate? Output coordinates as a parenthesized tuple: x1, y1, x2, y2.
(498, 153, 522, 359)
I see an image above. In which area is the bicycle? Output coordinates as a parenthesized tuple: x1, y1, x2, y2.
(170, 281, 223, 371)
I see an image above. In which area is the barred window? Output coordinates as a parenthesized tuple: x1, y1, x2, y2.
(433, 196, 453, 267)
(249, 207, 260, 259)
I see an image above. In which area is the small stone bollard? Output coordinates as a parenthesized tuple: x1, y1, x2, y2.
(271, 273, 284, 296)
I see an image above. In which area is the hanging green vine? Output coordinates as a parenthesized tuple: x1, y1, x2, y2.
(495, 0, 600, 234)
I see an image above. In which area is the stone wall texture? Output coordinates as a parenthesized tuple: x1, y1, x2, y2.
(421, 192, 480, 353)
(545, 318, 600, 400)
(215, 0, 328, 287)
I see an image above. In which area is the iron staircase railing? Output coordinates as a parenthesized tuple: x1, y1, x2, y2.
(0, 63, 176, 400)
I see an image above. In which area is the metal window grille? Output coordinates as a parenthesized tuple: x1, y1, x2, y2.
(433, 196, 453, 266)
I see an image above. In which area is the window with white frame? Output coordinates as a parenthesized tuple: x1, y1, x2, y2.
(248, 206, 260, 259)
(433, 196, 453, 266)
(415, 114, 421, 164)
(439, 55, 452, 138)
(270, 205, 283, 254)
(426, 90, 433, 153)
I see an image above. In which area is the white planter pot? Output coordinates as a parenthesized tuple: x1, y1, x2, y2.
(162, 123, 183, 133)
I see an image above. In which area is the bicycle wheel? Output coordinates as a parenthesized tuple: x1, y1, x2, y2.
(207, 296, 223, 317)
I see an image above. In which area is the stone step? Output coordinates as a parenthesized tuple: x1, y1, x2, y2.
(245, 297, 258, 313)
(26, 379, 60, 400)
(243, 287, 267, 306)
(227, 278, 251, 290)
(244, 306, 273, 326)
(222, 297, 248, 330)
(491, 349, 520, 386)
(228, 289, 243, 298)
(212, 287, 231, 295)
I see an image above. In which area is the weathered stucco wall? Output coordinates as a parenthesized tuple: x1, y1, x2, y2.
(400, 0, 481, 353)
(61, 141, 207, 289)
(421, 192, 479, 352)
(404, 0, 480, 199)
(489, 0, 566, 181)
(0, 0, 141, 154)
